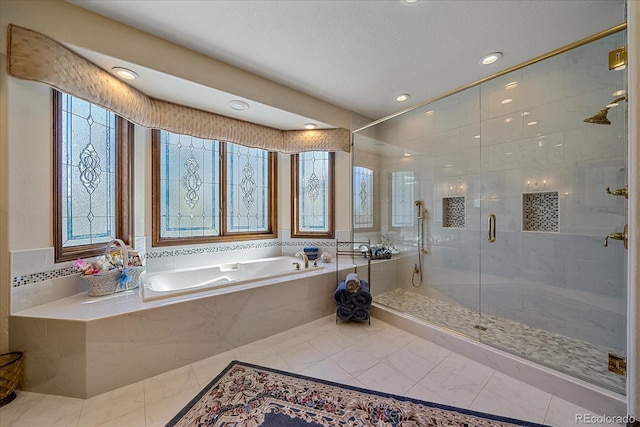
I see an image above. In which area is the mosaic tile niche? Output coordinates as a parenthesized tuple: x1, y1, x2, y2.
(522, 192, 559, 232)
(443, 197, 465, 228)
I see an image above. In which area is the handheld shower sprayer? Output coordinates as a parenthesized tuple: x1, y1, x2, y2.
(412, 200, 427, 287)
(415, 200, 426, 220)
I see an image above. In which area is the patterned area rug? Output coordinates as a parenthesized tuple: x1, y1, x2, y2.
(166, 361, 549, 427)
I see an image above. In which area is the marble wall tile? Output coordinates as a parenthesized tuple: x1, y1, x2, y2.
(560, 193, 626, 235)
(565, 258, 626, 298)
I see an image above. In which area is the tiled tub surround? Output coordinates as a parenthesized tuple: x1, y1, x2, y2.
(10, 257, 399, 398)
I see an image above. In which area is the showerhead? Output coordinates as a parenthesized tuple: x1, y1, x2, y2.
(584, 95, 627, 125)
(584, 108, 611, 125)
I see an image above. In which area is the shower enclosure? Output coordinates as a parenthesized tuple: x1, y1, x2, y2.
(353, 27, 628, 394)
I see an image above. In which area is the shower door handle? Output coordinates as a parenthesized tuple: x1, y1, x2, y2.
(488, 214, 496, 243)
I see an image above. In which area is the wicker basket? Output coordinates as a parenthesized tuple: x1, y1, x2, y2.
(0, 352, 23, 407)
(83, 239, 144, 297)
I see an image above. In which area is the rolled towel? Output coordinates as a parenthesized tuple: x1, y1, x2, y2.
(336, 304, 354, 320)
(352, 290, 372, 308)
(353, 308, 369, 321)
(345, 273, 361, 293)
(336, 290, 353, 305)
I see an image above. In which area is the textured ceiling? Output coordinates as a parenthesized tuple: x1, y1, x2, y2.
(68, 0, 625, 125)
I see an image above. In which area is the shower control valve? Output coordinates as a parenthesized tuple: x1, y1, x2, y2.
(604, 224, 628, 250)
(605, 185, 628, 199)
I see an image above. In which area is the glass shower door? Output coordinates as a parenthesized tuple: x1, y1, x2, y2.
(478, 30, 628, 394)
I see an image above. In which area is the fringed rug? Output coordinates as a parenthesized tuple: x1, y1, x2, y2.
(167, 361, 549, 426)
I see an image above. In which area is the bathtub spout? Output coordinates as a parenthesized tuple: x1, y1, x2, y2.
(295, 252, 309, 268)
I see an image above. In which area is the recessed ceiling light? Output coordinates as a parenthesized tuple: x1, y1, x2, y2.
(304, 123, 317, 130)
(521, 111, 530, 116)
(396, 94, 410, 102)
(404, 152, 412, 157)
(474, 135, 480, 139)
(425, 110, 434, 116)
(111, 67, 137, 80)
(505, 82, 519, 90)
(228, 100, 250, 111)
(480, 52, 502, 65)
(501, 98, 512, 105)
(504, 117, 513, 123)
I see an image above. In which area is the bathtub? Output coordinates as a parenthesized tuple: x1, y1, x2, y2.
(142, 255, 325, 301)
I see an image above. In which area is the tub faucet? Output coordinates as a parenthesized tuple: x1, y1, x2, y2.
(295, 252, 309, 268)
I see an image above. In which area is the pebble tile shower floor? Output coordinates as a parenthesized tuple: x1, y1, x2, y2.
(375, 288, 625, 394)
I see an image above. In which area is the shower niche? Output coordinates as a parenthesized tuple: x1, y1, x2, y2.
(442, 197, 465, 228)
(522, 192, 559, 232)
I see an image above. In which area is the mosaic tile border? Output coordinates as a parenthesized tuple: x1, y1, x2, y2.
(12, 266, 81, 288)
(11, 240, 342, 288)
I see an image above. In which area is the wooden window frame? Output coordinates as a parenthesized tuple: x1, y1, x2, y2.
(53, 90, 134, 263)
(151, 130, 278, 247)
(291, 152, 335, 239)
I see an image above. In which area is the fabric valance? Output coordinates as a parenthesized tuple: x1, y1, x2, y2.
(7, 24, 351, 153)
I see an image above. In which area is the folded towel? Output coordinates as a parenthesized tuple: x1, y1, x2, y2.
(360, 279, 370, 293)
(345, 273, 361, 293)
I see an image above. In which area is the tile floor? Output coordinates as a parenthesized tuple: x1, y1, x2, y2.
(0, 315, 624, 427)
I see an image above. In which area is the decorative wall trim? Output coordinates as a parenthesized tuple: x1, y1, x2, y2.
(7, 24, 350, 154)
(12, 266, 79, 288)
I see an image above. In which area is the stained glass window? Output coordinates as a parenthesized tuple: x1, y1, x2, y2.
(158, 131, 220, 238)
(353, 166, 374, 229)
(292, 151, 334, 237)
(153, 131, 276, 245)
(226, 143, 269, 233)
(54, 91, 132, 262)
(392, 171, 415, 227)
